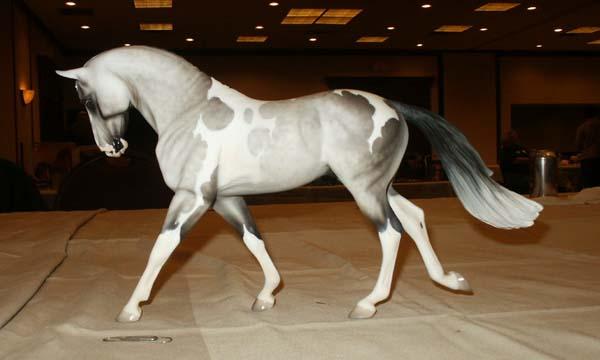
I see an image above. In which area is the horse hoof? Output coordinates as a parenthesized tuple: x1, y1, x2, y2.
(116, 307, 142, 322)
(349, 303, 376, 319)
(448, 271, 472, 292)
(252, 298, 275, 312)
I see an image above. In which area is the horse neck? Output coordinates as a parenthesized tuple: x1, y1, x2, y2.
(112, 52, 212, 136)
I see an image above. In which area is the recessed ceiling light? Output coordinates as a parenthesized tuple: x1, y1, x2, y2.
(133, 0, 172, 8)
(185, 37, 194, 42)
(554, 28, 563, 33)
(356, 36, 388, 43)
(435, 25, 472, 33)
(80, 25, 90, 29)
(536, 44, 543, 48)
(422, 4, 432, 8)
(269, 2, 279, 6)
(255, 25, 264, 30)
(475, 3, 520, 12)
(140, 23, 173, 31)
(309, 37, 318, 42)
(527, 6, 537, 11)
(480, 27, 488, 31)
(65, 1, 76, 6)
(417, 43, 424, 47)
(124, 43, 131, 47)
(567, 27, 600, 34)
(387, 26, 395, 30)
(237, 36, 268, 43)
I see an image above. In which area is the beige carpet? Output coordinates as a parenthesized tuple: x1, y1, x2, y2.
(1, 197, 599, 359)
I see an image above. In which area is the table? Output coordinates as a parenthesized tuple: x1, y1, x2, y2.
(1, 196, 600, 359)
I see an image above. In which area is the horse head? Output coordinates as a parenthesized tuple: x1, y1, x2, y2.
(56, 65, 130, 157)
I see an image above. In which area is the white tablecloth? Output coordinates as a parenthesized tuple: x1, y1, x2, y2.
(1, 196, 599, 359)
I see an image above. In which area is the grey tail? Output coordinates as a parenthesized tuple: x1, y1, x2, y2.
(389, 101, 542, 229)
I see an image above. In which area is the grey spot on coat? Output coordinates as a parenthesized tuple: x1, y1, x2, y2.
(203, 97, 234, 130)
(247, 128, 271, 156)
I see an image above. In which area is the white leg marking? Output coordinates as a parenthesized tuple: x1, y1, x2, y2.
(388, 189, 472, 292)
(117, 228, 180, 322)
(242, 225, 281, 312)
(350, 221, 401, 319)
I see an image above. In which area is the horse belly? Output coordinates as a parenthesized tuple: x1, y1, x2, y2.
(217, 128, 327, 196)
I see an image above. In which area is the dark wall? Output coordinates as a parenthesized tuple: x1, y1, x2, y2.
(511, 104, 600, 154)
(0, 0, 17, 162)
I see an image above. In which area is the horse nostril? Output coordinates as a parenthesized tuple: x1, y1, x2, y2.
(112, 138, 124, 152)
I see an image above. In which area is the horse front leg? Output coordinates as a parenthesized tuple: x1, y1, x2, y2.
(116, 189, 213, 322)
(213, 196, 281, 312)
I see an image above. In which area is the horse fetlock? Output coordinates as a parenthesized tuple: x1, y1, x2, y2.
(370, 287, 391, 304)
(268, 274, 281, 289)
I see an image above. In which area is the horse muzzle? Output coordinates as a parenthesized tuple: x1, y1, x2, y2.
(99, 138, 129, 158)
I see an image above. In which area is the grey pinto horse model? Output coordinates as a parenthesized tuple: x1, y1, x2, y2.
(57, 46, 542, 322)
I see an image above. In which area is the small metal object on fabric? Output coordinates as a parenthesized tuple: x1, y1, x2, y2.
(102, 335, 172, 343)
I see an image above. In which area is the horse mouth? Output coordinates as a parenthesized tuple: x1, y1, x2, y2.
(99, 138, 129, 158)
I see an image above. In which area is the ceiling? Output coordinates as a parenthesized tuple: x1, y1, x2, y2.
(23, 0, 600, 53)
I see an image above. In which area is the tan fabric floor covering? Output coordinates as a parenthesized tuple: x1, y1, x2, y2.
(1, 197, 599, 359)
(0, 210, 100, 328)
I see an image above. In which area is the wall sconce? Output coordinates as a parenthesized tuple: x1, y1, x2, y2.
(22, 89, 35, 105)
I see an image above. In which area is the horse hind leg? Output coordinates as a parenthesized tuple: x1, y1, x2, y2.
(346, 190, 403, 319)
(387, 187, 472, 292)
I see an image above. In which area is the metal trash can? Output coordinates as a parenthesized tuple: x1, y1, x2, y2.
(531, 149, 558, 197)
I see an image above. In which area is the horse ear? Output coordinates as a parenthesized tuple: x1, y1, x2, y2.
(56, 68, 87, 80)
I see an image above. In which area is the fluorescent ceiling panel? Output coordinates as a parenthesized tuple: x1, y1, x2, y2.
(323, 9, 362, 18)
(316, 17, 353, 25)
(356, 36, 389, 43)
(283, 8, 361, 26)
(237, 36, 268, 43)
(567, 27, 600, 34)
(281, 16, 318, 24)
(435, 25, 472, 33)
(475, 3, 519, 11)
(139, 23, 173, 31)
(287, 8, 325, 17)
(133, 0, 172, 8)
